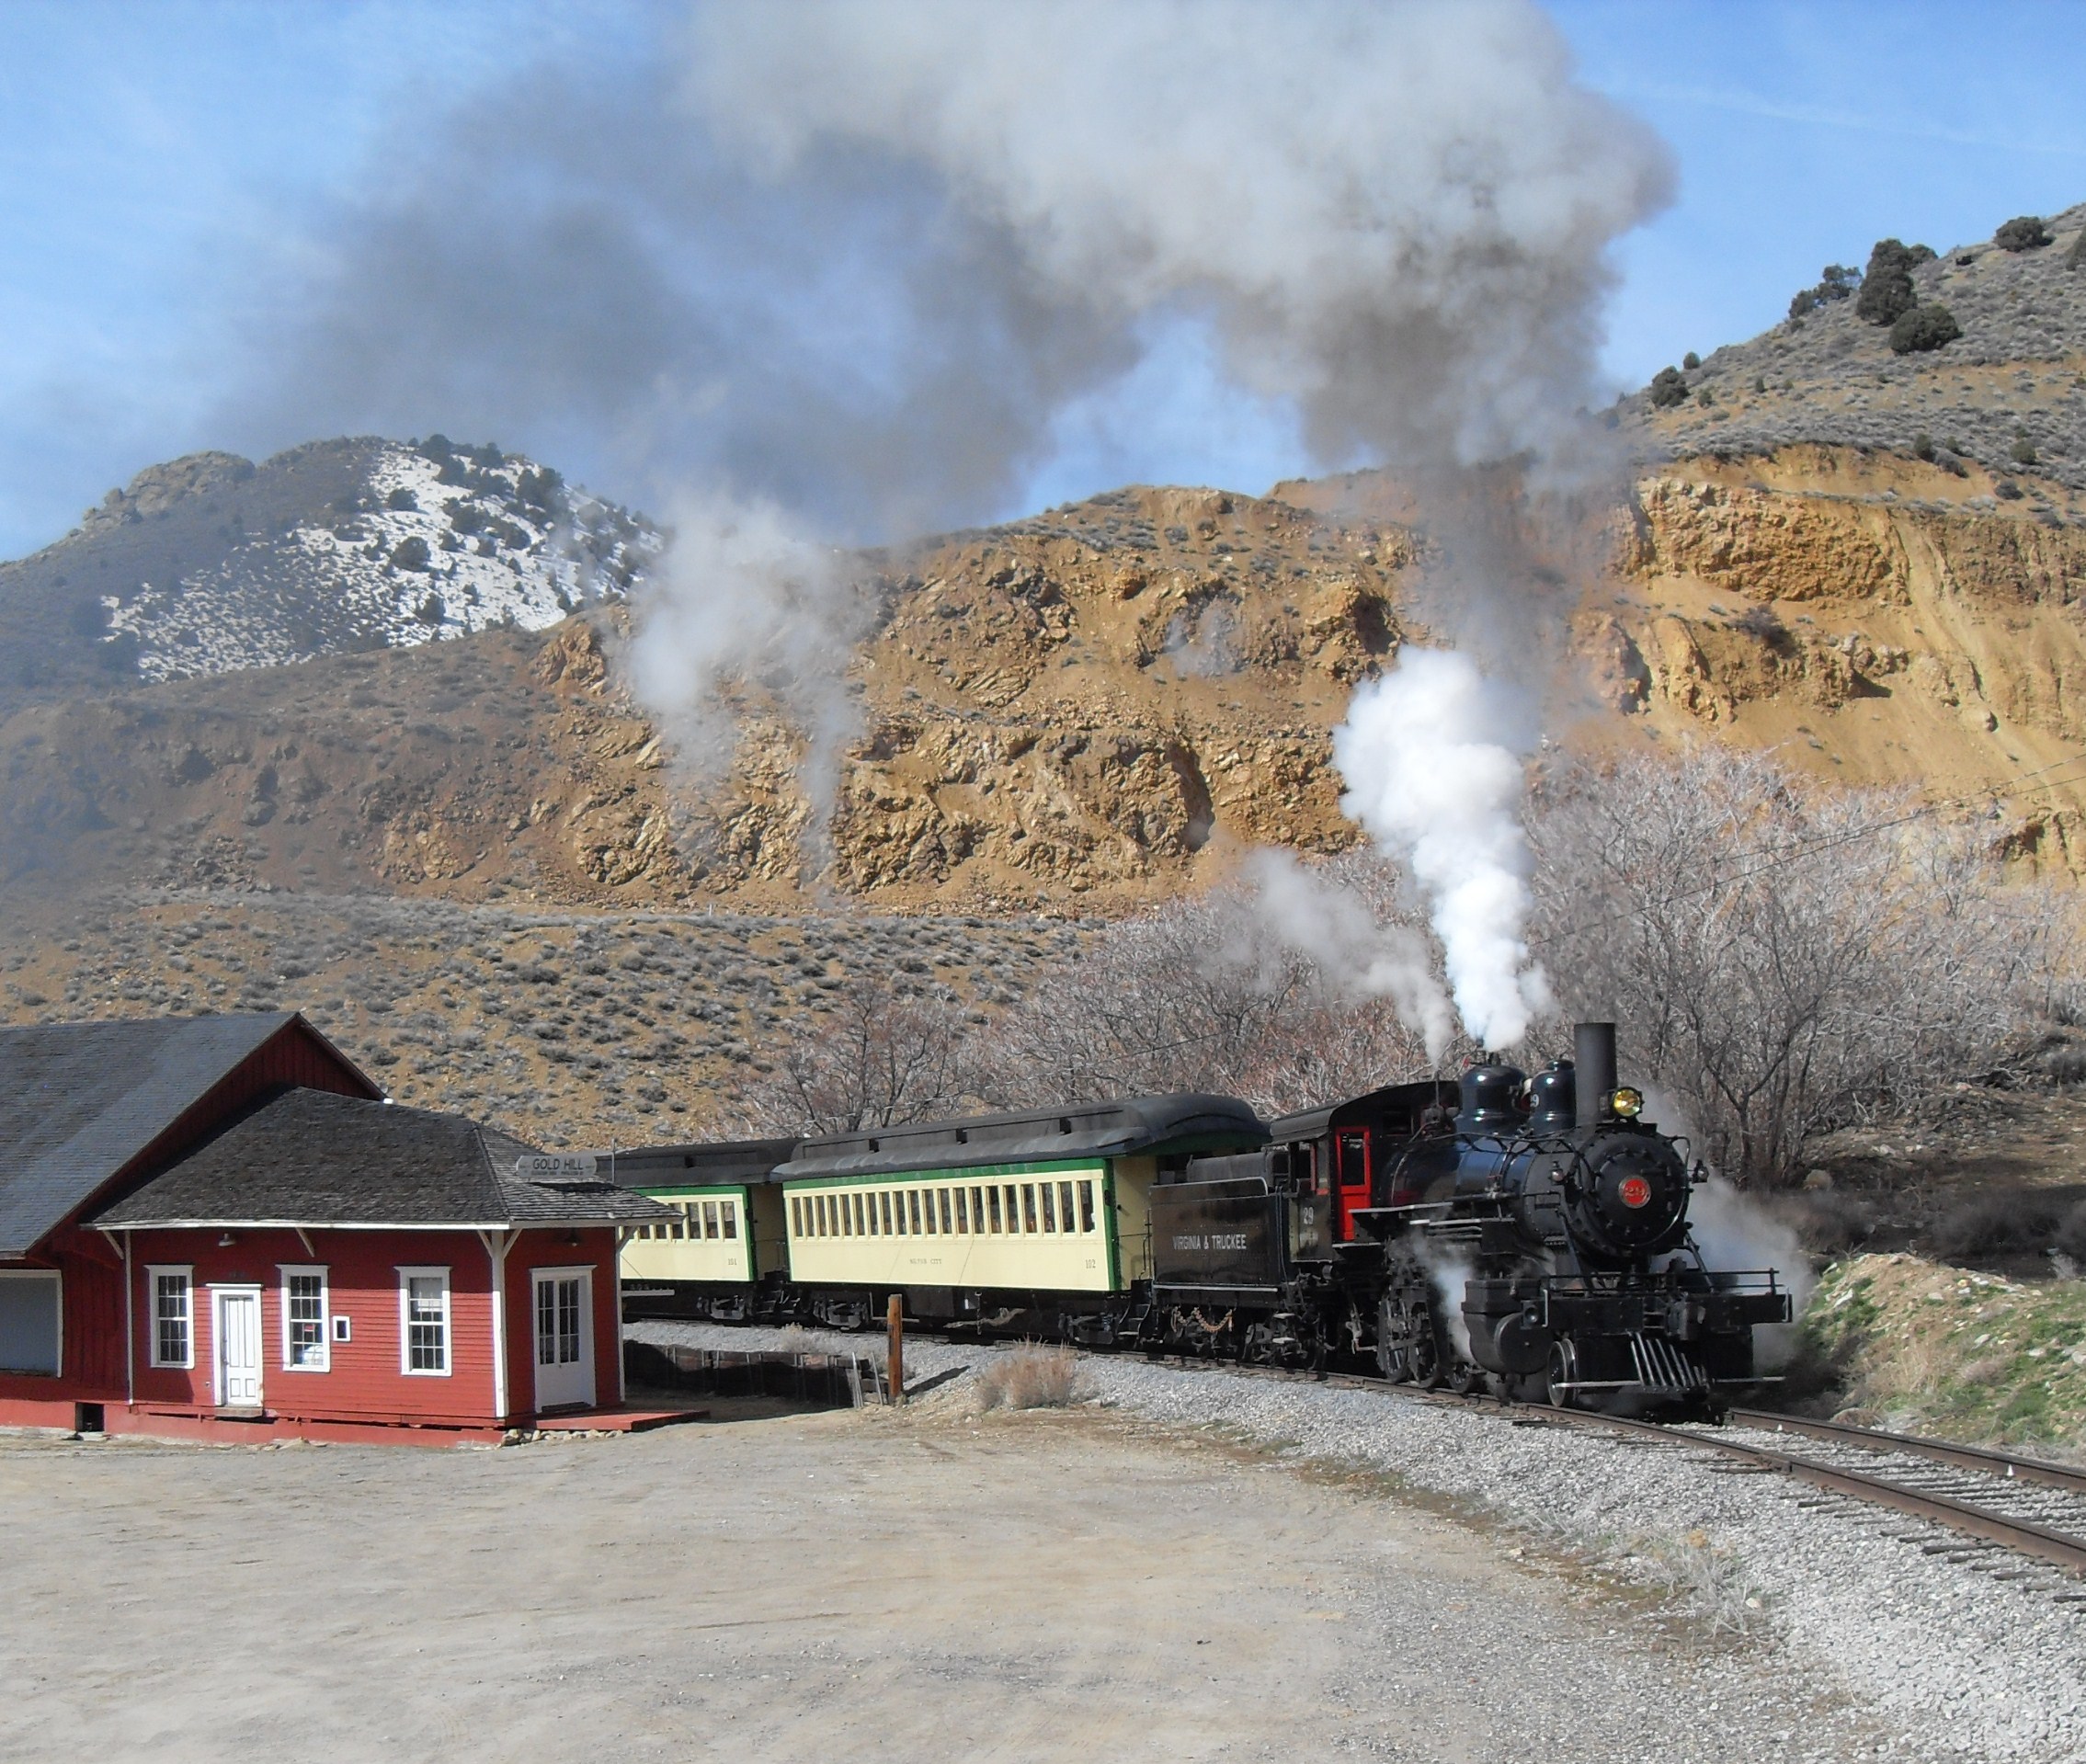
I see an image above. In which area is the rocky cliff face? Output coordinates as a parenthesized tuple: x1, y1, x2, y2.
(7, 452, 2084, 919)
(1612, 448, 2086, 870)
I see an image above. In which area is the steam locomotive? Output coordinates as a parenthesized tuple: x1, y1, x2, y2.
(1146, 1023, 1790, 1416)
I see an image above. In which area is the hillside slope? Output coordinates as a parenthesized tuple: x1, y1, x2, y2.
(0, 436, 657, 700)
(1622, 201, 2086, 493)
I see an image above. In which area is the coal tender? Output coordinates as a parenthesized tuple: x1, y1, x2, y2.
(1146, 1022, 1790, 1417)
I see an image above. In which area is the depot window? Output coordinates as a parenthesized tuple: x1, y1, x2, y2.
(398, 1268, 450, 1376)
(147, 1267, 192, 1371)
(279, 1266, 329, 1371)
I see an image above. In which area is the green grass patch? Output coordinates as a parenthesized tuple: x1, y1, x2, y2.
(1800, 1253, 2086, 1453)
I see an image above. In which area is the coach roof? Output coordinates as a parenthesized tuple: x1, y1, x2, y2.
(584, 1138, 800, 1189)
(777, 1093, 1265, 1180)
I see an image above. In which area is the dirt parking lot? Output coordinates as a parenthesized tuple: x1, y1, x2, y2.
(0, 1405, 1914, 1764)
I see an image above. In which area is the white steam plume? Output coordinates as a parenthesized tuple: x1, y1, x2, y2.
(1239, 850, 1457, 1061)
(1332, 647, 1551, 1050)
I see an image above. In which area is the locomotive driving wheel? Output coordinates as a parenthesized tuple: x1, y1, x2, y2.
(1374, 1293, 1441, 1387)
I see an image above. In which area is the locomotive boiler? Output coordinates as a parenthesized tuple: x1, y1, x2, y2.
(1147, 1022, 1791, 1416)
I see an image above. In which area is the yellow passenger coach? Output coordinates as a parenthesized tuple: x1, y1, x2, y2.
(772, 1096, 1264, 1337)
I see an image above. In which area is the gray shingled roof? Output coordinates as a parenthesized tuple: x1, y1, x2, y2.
(89, 1087, 672, 1229)
(0, 1012, 336, 1258)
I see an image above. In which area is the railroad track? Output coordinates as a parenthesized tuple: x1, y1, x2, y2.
(1147, 1355, 2086, 1589)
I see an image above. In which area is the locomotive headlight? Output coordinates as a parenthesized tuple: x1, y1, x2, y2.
(1609, 1087, 1644, 1120)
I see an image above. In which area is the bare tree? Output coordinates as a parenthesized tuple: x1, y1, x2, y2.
(734, 974, 983, 1135)
(974, 864, 1446, 1118)
(1528, 746, 2072, 1187)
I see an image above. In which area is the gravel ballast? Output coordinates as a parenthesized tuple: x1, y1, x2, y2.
(634, 1320, 2086, 1762)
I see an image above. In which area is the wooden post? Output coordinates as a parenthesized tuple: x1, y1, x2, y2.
(886, 1292, 905, 1406)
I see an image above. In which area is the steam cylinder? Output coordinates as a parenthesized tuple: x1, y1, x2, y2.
(1573, 1021, 1618, 1126)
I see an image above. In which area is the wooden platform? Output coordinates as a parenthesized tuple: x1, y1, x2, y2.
(530, 1404, 711, 1433)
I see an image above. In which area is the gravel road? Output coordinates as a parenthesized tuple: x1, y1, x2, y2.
(639, 1320, 2086, 1762)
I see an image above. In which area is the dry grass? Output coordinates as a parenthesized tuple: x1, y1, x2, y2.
(975, 1344, 1084, 1412)
(1801, 1252, 2086, 1449)
(1636, 1529, 1777, 1643)
(775, 1324, 815, 1352)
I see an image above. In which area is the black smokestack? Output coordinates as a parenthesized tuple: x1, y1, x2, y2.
(1574, 1021, 1618, 1126)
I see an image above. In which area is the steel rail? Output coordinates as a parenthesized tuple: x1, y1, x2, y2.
(1726, 1407, 2086, 1497)
(1543, 1406, 2086, 1577)
(1160, 1356, 2086, 1578)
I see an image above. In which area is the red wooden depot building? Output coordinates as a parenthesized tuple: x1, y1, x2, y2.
(0, 1012, 669, 1445)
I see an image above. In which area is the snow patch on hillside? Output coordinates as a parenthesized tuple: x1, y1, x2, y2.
(102, 442, 660, 682)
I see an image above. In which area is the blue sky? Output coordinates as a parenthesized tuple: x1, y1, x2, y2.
(1, 0, 2082, 558)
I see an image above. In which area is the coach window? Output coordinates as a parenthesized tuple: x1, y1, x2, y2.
(1017, 1184, 1034, 1233)
(703, 1201, 720, 1239)
(982, 1186, 998, 1233)
(1079, 1179, 1097, 1234)
(938, 1189, 952, 1234)
(1040, 1182, 1057, 1232)
(1057, 1181, 1076, 1234)
(722, 1200, 738, 1240)
(876, 1191, 891, 1235)
(849, 1193, 862, 1235)
(952, 1189, 968, 1233)
(822, 1196, 835, 1237)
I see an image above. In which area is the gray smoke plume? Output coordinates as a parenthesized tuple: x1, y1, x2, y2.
(229, 0, 1669, 820)
(692, 0, 1670, 476)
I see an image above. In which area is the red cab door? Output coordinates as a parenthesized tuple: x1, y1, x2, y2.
(1334, 1130, 1372, 1241)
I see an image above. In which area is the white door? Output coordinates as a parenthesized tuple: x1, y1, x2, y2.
(214, 1289, 263, 1409)
(531, 1269, 595, 1411)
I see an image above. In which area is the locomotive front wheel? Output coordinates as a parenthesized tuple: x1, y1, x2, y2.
(1545, 1341, 1580, 1410)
